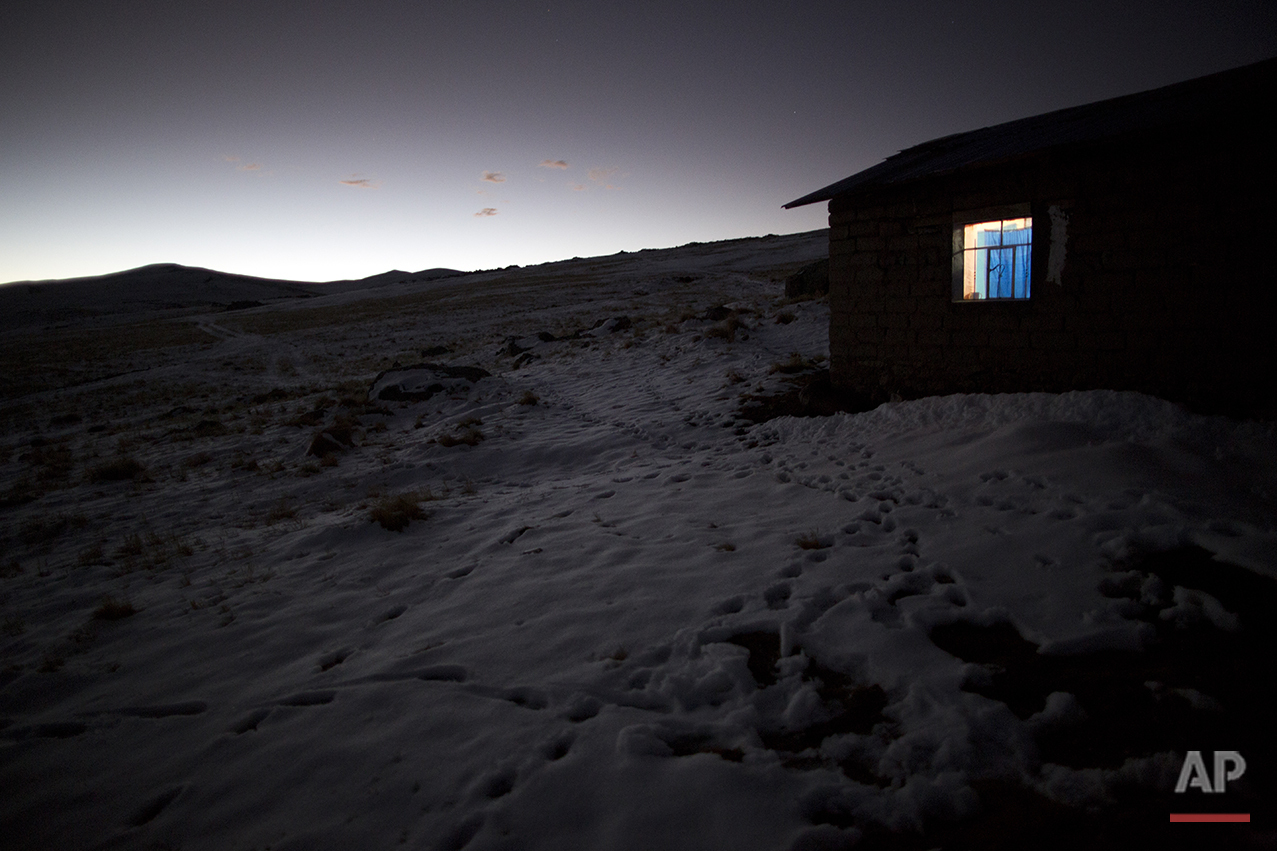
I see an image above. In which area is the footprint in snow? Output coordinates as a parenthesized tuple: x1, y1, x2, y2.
(377, 604, 409, 622)
(4, 721, 89, 740)
(117, 702, 208, 718)
(417, 664, 468, 683)
(127, 785, 185, 827)
(541, 731, 576, 760)
(229, 709, 271, 734)
(711, 596, 745, 615)
(317, 649, 350, 672)
(477, 766, 518, 799)
(764, 582, 792, 610)
(278, 690, 336, 707)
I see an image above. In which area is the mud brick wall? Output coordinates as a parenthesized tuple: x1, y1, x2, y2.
(826, 126, 1277, 416)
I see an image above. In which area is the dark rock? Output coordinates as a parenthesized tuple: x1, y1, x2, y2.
(369, 363, 491, 402)
(589, 316, 632, 334)
(784, 258, 829, 298)
(307, 432, 345, 457)
(251, 388, 290, 404)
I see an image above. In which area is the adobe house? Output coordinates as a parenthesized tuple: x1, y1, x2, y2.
(785, 58, 1277, 417)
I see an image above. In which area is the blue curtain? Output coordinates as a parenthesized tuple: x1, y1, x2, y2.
(973, 222, 1031, 299)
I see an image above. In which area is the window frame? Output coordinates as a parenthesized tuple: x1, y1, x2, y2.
(951, 203, 1034, 303)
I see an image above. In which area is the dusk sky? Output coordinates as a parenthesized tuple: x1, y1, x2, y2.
(3, 1, 1275, 285)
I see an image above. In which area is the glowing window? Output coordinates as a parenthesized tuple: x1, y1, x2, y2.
(958, 217, 1032, 300)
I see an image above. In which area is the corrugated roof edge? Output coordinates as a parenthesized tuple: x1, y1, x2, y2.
(782, 56, 1277, 209)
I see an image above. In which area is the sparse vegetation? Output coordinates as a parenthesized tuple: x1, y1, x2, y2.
(39, 653, 66, 673)
(0, 478, 39, 508)
(705, 316, 743, 342)
(111, 531, 194, 571)
(93, 595, 137, 621)
(115, 533, 146, 559)
(266, 498, 297, 525)
(370, 491, 432, 532)
(769, 352, 809, 375)
(518, 390, 540, 406)
(436, 417, 485, 447)
(184, 451, 214, 468)
(78, 543, 105, 566)
(795, 530, 831, 550)
(88, 456, 148, 483)
(20, 513, 88, 547)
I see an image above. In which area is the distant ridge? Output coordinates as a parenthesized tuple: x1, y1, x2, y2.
(4, 262, 465, 290)
(0, 263, 466, 332)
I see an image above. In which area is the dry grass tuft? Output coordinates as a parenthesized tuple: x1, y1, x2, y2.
(769, 352, 809, 375)
(266, 498, 297, 525)
(0, 478, 40, 508)
(88, 456, 148, 483)
(795, 530, 831, 550)
(369, 491, 433, 531)
(20, 513, 88, 547)
(77, 543, 105, 566)
(437, 417, 485, 447)
(518, 390, 540, 406)
(705, 316, 743, 342)
(93, 595, 137, 621)
(184, 451, 214, 468)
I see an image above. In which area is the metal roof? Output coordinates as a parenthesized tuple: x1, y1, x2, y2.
(783, 57, 1277, 209)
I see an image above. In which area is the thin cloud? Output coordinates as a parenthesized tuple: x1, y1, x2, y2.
(224, 156, 267, 174)
(481, 171, 506, 183)
(475, 207, 499, 217)
(340, 177, 378, 188)
(588, 166, 619, 183)
(538, 159, 569, 170)
(570, 183, 587, 192)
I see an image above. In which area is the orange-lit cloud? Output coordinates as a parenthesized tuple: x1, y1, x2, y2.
(224, 156, 264, 172)
(475, 207, 499, 217)
(538, 159, 569, 170)
(588, 166, 619, 183)
(481, 171, 506, 183)
(340, 177, 378, 188)
(570, 183, 587, 192)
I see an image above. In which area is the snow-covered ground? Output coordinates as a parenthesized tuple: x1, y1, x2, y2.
(2, 231, 1275, 850)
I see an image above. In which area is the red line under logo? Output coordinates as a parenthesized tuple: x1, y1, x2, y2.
(1169, 813, 1251, 823)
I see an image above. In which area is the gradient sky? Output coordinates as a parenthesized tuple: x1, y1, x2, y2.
(3, 1, 1275, 284)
